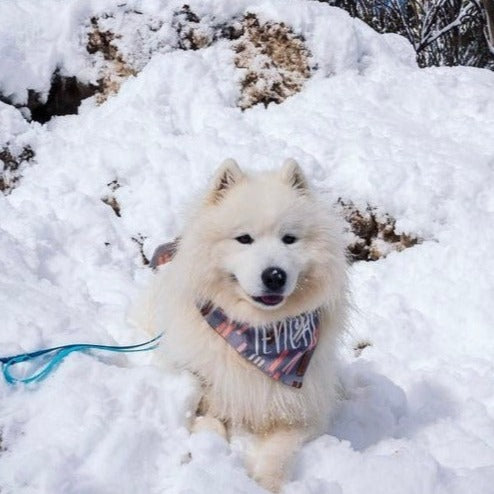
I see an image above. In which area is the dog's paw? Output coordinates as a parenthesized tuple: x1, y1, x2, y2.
(192, 415, 227, 439)
(255, 472, 284, 493)
(247, 449, 284, 492)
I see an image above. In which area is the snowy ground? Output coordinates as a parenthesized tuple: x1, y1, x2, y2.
(1, 0, 494, 493)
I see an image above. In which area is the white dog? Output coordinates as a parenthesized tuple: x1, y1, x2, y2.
(138, 159, 348, 492)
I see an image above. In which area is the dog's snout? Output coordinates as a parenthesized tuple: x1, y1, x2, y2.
(262, 267, 287, 291)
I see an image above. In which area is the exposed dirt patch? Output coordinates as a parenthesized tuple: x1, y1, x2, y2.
(101, 179, 121, 217)
(353, 340, 372, 357)
(338, 199, 420, 262)
(87, 16, 138, 104)
(0, 146, 35, 194)
(234, 13, 311, 110)
(87, 16, 121, 60)
(132, 233, 150, 266)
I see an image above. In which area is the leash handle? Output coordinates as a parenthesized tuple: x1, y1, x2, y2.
(0, 333, 163, 385)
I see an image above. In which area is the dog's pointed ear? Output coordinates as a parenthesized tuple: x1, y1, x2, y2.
(280, 158, 308, 194)
(207, 159, 244, 204)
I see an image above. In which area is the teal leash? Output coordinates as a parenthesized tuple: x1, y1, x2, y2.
(0, 333, 163, 385)
(0, 241, 175, 385)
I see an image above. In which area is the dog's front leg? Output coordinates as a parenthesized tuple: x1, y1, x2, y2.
(190, 395, 227, 439)
(246, 427, 312, 493)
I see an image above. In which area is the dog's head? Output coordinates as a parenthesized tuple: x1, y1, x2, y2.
(179, 159, 347, 323)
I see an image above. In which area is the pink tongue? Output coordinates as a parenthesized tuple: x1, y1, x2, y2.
(260, 295, 283, 305)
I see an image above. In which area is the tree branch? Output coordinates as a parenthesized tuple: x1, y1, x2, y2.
(417, 1, 477, 53)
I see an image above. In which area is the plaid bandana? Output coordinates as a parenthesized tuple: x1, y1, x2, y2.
(198, 302, 320, 388)
(150, 240, 320, 388)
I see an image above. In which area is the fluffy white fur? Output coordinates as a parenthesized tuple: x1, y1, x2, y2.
(136, 159, 348, 492)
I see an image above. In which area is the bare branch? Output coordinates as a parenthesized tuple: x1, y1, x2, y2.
(389, 0, 419, 50)
(417, 1, 477, 53)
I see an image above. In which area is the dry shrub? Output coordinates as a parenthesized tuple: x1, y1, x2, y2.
(234, 14, 311, 110)
(338, 199, 420, 262)
(87, 16, 137, 103)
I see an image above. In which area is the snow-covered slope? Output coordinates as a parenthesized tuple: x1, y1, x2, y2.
(1, 1, 494, 493)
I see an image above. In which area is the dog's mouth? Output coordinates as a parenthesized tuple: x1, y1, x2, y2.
(252, 295, 285, 307)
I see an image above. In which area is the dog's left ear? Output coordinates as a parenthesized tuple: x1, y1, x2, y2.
(207, 158, 244, 204)
(280, 158, 308, 194)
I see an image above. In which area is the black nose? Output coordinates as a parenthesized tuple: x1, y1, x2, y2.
(262, 267, 287, 292)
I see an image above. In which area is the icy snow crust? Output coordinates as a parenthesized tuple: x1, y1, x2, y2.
(1, 0, 494, 493)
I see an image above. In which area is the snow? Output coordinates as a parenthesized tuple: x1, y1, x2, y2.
(1, 0, 494, 493)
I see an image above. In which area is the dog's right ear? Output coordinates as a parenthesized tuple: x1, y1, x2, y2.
(207, 159, 244, 204)
(280, 158, 308, 194)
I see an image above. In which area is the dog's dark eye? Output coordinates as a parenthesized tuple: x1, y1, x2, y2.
(282, 234, 297, 245)
(236, 234, 254, 245)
